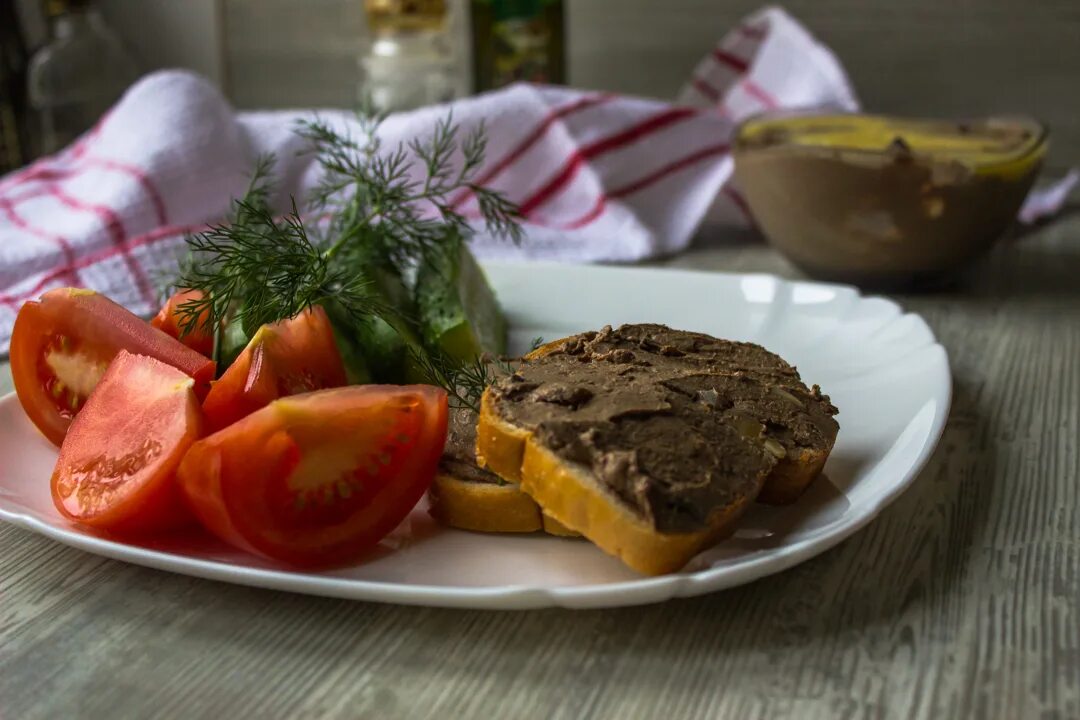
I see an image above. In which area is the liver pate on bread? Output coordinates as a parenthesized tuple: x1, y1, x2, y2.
(428, 407, 577, 536)
(476, 323, 838, 575)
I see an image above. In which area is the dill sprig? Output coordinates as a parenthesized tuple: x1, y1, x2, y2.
(174, 157, 388, 345)
(173, 107, 523, 402)
(407, 345, 515, 413)
(297, 112, 522, 270)
(409, 338, 545, 412)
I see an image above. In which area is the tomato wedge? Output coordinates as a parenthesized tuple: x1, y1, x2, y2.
(11, 288, 216, 446)
(151, 289, 214, 357)
(202, 306, 346, 433)
(51, 351, 203, 535)
(179, 385, 448, 567)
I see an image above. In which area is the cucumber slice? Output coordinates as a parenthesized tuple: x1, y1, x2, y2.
(216, 316, 249, 373)
(353, 268, 423, 384)
(323, 300, 373, 385)
(416, 243, 507, 361)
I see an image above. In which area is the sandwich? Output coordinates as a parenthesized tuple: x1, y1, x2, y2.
(474, 323, 839, 575)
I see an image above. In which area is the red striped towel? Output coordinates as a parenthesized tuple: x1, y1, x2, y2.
(0, 6, 1072, 353)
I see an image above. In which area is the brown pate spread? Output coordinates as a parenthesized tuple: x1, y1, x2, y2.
(486, 324, 839, 533)
(441, 407, 507, 484)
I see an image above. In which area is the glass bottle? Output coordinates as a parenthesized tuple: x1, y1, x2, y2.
(360, 0, 462, 113)
(470, 0, 564, 92)
(27, 0, 139, 155)
(0, 0, 33, 172)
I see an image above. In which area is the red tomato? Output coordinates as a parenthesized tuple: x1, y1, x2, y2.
(151, 289, 215, 357)
(201, 306, 346, 433)
(179, 385, 448, 567)
(51, 351, 203, 535)
(10, 288, 216, 446)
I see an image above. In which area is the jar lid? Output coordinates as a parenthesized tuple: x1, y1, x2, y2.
(364, 0, 447, 33)
(46, 0, 94, 18)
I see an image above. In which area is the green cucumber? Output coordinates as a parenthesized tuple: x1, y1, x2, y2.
(415, 242, 507, 361)
(351, 268, 425, 383)
(323, 300, 373, 385)
(216, 315, 250, 372)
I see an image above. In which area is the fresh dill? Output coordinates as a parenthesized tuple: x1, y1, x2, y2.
(407, 345, 515, 413)
(178, 197, 384, 336)
(297, 112, 522, 271)
(172, 107, 524, 404)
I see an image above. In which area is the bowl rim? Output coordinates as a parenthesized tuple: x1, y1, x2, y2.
(732, 110, 1049, 172)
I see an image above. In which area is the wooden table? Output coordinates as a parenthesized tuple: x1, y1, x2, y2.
(1, 219, 1078, 719)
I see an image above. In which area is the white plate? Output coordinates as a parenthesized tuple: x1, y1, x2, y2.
(0, 262, 950, 609)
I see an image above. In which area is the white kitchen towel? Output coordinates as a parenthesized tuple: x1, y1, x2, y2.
(0, 6, 1071, 353)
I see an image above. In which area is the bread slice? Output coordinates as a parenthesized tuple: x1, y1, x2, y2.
(428, 407, 577, 536)
(525, 324, 837, 504)
(478, 389, 765, 574)
(476, 324, 839, 574)
(429, 472, 578, 535)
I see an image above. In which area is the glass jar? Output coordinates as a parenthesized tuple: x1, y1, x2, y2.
(360, 0, 462, 113)
(27, 0, 139, 155)
(1, 0, 33, 172)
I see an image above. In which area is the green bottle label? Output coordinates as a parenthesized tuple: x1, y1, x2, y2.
(489, 0, 546, 21)
(472, 0, 564, 90)
(492, 16, 551, 85)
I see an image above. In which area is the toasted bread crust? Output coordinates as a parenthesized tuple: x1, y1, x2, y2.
(477, 388, 763, 575)
(475, 388, 529, 482)
(523, 340, 563, 360)
(428, 470, 579, 536)
(541, 513, 578, 536)
(755, 447, 829, 504)
(429, 473, 543, 533)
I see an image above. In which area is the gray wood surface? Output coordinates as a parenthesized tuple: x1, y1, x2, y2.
(1, 216, 1079, 719)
